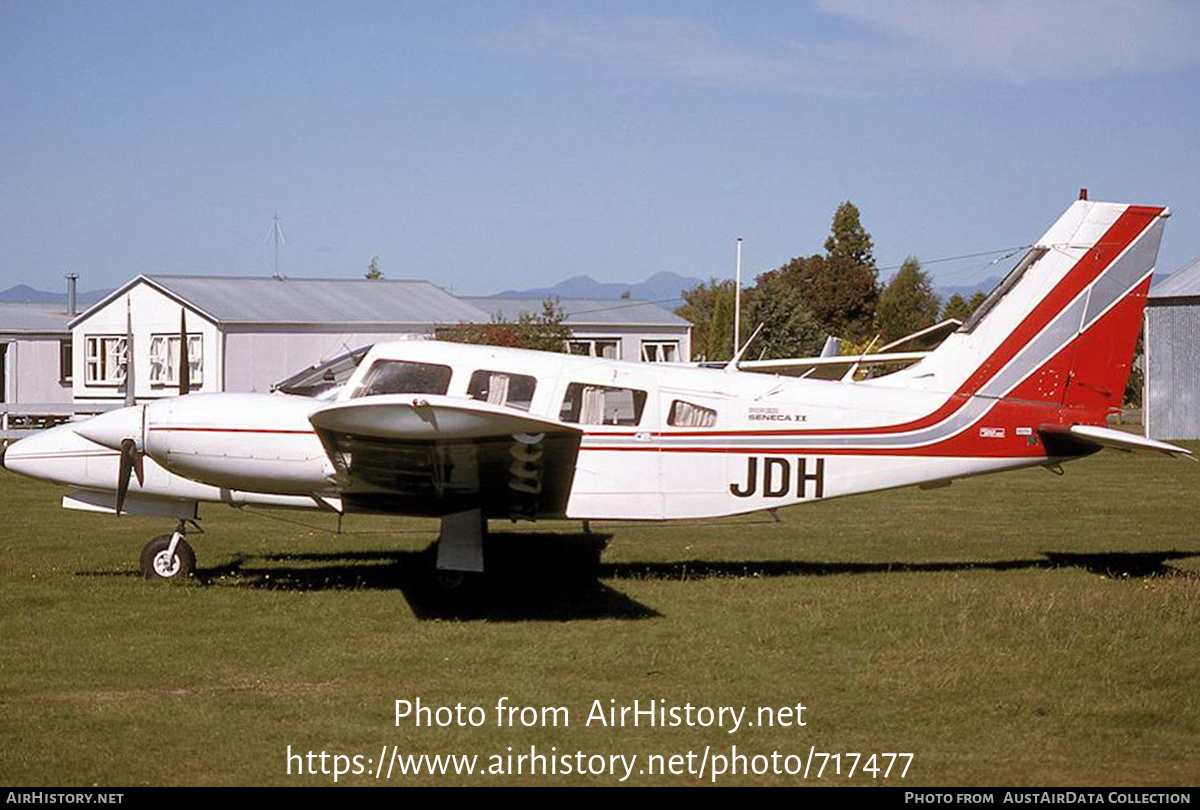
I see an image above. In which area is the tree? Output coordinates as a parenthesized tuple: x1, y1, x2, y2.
(680, 201, 879, 356)
(759, 202, 879, 342)
(1124, 329, 1144, 408)
(825, 201, 874, 267)
(676, 278, 739, 361)
(943, 289, 990, 323)
(436, 298, 570, 352)
(772, 252, 878, 342)
(877, 257, 941, 343)
(364, 256, 384, 280)
(743, 270, 823, 359)
(941, 293, 972, 322)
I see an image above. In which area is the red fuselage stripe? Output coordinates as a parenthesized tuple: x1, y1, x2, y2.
(148, 426, 316, 435)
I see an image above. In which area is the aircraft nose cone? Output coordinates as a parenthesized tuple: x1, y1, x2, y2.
(73, 405, 145, 451)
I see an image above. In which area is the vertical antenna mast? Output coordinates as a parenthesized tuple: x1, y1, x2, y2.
(733, 237, 743, 358)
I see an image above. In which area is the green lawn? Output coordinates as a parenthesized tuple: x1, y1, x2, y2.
(1, 447, 1197, 786)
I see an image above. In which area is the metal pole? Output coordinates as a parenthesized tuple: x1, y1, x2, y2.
(734, 237, 743, 357)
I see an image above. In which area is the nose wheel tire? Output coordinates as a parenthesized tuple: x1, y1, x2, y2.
(140, 534, 196, 581)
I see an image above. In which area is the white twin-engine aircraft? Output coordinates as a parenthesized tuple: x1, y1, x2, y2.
(2, 198, 1191, 581)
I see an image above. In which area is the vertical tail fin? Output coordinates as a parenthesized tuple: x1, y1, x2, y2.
(882, 200, 1168, 424)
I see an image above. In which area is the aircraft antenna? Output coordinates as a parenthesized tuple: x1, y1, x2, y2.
(841, 335, 880, 382)
(725, 321, 764, 372)
(733, 237, 743, 358)
(267, 214, 286, 279)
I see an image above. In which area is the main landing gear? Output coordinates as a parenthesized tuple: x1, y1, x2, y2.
(139, 520, 198, 582)
(435, 509, 485, 589)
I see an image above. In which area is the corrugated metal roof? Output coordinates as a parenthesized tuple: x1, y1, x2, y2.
(1149, 257, 1200, 300)
(143, 275, 491, 325)
(462, 297, 689, 327)
(0, 303, 72, 334)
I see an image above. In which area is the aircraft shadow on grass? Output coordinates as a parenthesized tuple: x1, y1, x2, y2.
(600, 550, 1200, 582)
(196, 532, 663, 622)
(82, 539, 1199, 622)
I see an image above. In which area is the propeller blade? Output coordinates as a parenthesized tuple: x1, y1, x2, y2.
(179, 308, 190, 396)
(116, 438, 136, 515)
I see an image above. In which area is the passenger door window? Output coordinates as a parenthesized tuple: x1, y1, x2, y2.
(559, 383, 647, 426)
(468, 370, 537, 411)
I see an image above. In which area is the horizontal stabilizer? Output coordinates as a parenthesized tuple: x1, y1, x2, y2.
(1038, 424, 1194, 458)
(738, 352, 929, 379)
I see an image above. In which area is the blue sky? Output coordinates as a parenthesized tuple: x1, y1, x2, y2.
(2, 0, 1197, 297)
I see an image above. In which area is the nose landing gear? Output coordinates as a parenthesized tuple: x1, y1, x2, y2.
(140, 520, 198, 582)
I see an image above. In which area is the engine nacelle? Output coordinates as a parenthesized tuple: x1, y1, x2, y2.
(143, 393, 333, 494)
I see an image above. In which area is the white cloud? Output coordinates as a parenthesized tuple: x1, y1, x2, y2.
(515, 1, 1200, 94)
(821, 0, 1200, 82)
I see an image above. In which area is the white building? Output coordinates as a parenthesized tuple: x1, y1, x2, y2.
(0, 303, 73, 407)
(68, 275, 692, 405)
(1145, 257, 1200, 439)
(462, 297, 691, 363)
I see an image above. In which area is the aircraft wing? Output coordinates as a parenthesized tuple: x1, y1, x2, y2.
(1037, 424, 1194, 458)
(738, 351, 930, 379)
(308, 395, 584, 519)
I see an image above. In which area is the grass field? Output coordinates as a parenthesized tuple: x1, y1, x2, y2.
(1, 447, 1198, 786)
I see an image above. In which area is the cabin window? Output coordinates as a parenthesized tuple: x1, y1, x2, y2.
(467, 370, 537, 411)
(354, 360, 452, 398)
(668, 400, 717, 427)
(559, 383, 647, 426)
(84, 335, 127, 385)
(641, 341, 680, 363)
(148, 334, 203, 388)
(567, 339, 620, 360)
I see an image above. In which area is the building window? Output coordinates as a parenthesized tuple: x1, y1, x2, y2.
(641, 341, 680, 363)
(567, 339, 620, 360)
(59, 340, 73, 384)
(559, 383, 646, 426)
(149, 334, 203, 388)
(84, 335, 127, 386)
(468, 370, 537, 411)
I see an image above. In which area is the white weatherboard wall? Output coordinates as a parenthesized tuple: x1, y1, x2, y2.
(223, 329, 430, 393)
(72, 282, 222, 403)
(3, 339, 71, 405)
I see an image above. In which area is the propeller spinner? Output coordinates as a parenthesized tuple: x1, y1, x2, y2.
(72, 404, 147, 516)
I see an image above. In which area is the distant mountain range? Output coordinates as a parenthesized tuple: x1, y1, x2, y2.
(935, 276, 1001, 302)
(0, 271, 1007, 314)
(494, 270, 1002, 309)
(0, 284, 110, 306)
(494, 271, 703, 304)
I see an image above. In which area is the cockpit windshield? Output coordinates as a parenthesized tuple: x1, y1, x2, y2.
(352, 360, 452, 398)
(272, 346, 371, 400)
